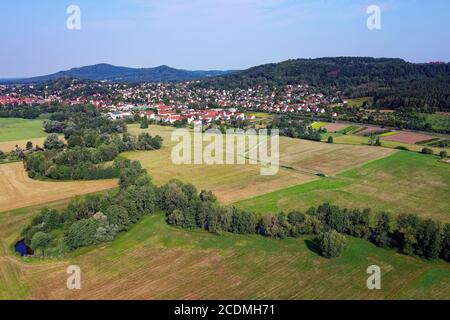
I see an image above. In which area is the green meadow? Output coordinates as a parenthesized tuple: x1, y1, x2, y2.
(1, 202, 450, 300)
(1, 124, 450, 300)
(421, 113, 450, 132)
(0, 117, 48, 142)
(236, 151, 450, 222)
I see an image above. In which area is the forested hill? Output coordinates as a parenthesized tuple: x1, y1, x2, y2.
(5, 64, 237, 84)
(198, 57, 450, 111)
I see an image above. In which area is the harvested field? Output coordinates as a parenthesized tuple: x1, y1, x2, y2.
(125, 125, 394, 203)
(0, 162, 117, 212)
(383, 132, 436, 144)
(323, 123, 349, 132)
(333, 134, 448, 154)
(356, 126, 387, 136)
(125, 126, 315, 204)
(237, 151, 450, 222)
(1, 207, 450, 300)
(278, 137, 394, 175)
(0, 137, 47, 153)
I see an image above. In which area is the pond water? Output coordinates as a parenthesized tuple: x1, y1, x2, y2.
(15, 239, 33, 256)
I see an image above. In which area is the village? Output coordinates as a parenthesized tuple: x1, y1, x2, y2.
(0, 80, 339, 126)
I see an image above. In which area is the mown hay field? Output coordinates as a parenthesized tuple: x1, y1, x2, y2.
(126, 125, 394, 203)
(0, 162, 117, 212)
(1, 204, 450, 300)
(332, 134, 449, 154)
(0, 137, 47, 153)
(237, 151, 450, 222)
(1, 125, 449, 300)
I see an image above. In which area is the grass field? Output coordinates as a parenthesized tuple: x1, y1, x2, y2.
(125, 125, 393, 203)
(0, 117, 48, 143)
(0, 162, 117, 212)
(1, 202, 450, 300)
(332, 134, 449, 154)
(346, 97, 373, 108)
(421, 113, 450, 132)
(277, 137, 394, 176)
(126, 125, 315, 203)
(251, 112, 271, 119)
(236, 151, 450, 222)
(379, 131, 399, 137)
(1, 124, 450, 300)
(311, 122, 328, 129)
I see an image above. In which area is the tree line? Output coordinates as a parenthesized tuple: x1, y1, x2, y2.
(269, 116, 323, 142)
(19, 175, 450, 262)
(0, 104, 58, 119)
(161, 181, 450, 261)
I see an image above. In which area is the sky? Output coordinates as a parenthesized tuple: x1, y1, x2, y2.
(1, 0, 450, 78)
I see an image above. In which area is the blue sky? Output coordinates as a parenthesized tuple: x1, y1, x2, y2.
(1, 0, 450, 77)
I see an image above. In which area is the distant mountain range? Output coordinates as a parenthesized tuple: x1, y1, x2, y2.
(2, 64, 238, 84)
(3, 57, 449, 111)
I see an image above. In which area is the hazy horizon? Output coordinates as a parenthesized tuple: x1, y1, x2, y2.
(2, 56, 449, 80)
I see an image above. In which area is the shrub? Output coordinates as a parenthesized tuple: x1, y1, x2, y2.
(396, 214, 420, 255)
(230, 209, 258, 234)
(167, 209, 185, 227)
(421, 147, 433, 155)
(442, 224, 450, 262)
(416, 219, 443, 260)
(93, 212, 119, 242)
(317, 230, 347, 258)
(288, 211, 322, 236)
(140, 118, 149, 129)
(31, 232, 53, 254)
(64, 219, 99, 250)
(206, 206, 232, 234)
(348, 209, 371, 239)
(327, 136, 334, 144)
(439, 151, 448, 159)
(105, 205, 130, 232)
(373, 212, 392, 248)
(44, 133, 65, 150)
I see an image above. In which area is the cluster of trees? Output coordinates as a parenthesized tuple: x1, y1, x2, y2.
(163, 184, 450, 262)
(22, 105, 163, 180)
(0, 141, 42, 164)
(21, 159, 156, 256)
(24, 131, 162, 180)
(369, 135, 382, 146)
(269, 116, 323, 142)
(420, 148, 448, 160)
(0, 104, 58, 119)
(19, 173, 450, 262)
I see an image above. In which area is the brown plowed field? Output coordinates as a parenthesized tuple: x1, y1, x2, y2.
(383, 132, 435, 144)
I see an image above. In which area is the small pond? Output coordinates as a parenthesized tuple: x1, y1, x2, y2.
(15, 239, 34, 256)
